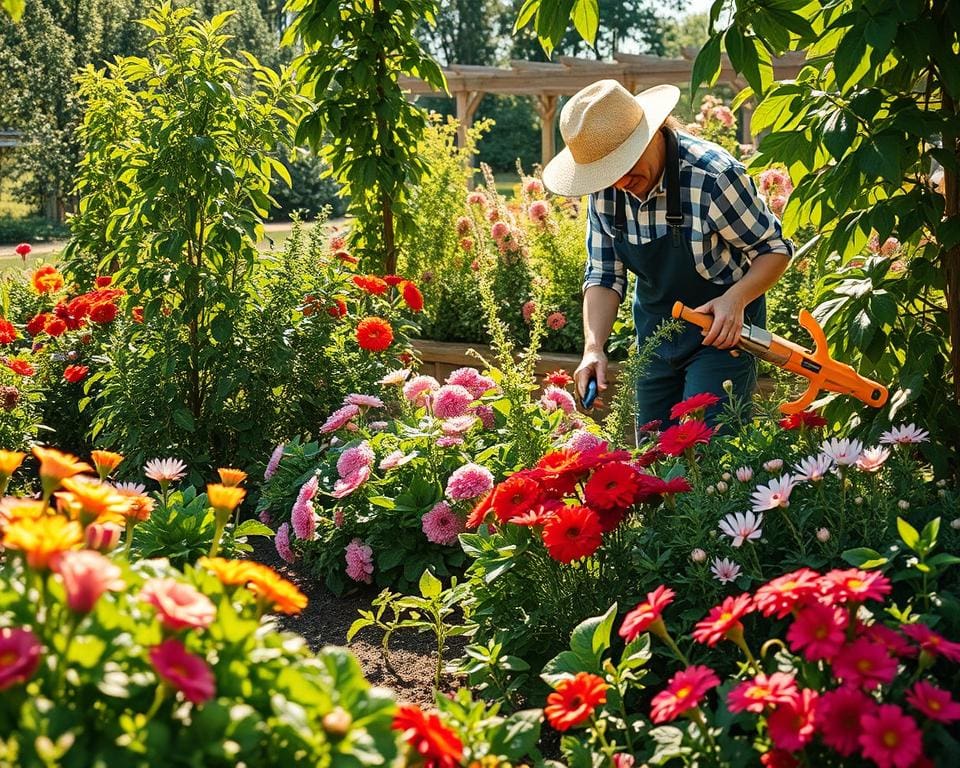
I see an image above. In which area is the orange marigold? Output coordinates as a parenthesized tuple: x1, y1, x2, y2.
(32, 446, 93, 496)
(56, 475, 132, 525)
(355, 316, 394, 353)
(31, 265, 64, 294)
(0, 450, 25, 478)
(206, 483, 246, 513)
(113, 484, 156, 522)
(3, 515, 84, 570)
(197, 556, 258, 586)
(91, 450, 124, 479)
(217, 467, 247, 487)
(244, 562, 308, 614)
(352, 274, 389, 296)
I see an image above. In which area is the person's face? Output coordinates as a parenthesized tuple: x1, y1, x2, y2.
(612, 130, 666, 199)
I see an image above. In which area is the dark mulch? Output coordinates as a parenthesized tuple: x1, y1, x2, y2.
(251, 537, 460, 707)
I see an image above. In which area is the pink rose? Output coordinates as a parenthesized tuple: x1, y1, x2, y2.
(139, 578, 216, 631)
(54, 550, 124, 614)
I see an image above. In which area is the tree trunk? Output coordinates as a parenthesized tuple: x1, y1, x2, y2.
(943, 90, 960, 403)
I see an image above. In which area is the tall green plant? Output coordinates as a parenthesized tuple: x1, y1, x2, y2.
(64, 3, 300, 468)
(688, 1, 960, 460)
(285, 0, 446, 273)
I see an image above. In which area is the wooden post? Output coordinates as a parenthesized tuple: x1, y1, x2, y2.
(740, 98, 755, 148)
(455, 89, 484, 186)
(535, 94, 558, 166)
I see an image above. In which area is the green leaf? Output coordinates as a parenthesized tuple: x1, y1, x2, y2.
(569, 604, 616, 668)
(211, 313, 233, 343)
(570, 0, 599, 45)
(488, 709, 542, 760)
(514, 0, 540, 32)
(233, 519, 273, 538)
(418, 569, 442, 600)
(691, 35, 723, 96)
(841, 547, 889, 569)
(918, 517, 940, 554)
(897, 517, 920, 552)
(822, 109, 857, 159)
(833, 27, 871, 92)
(2, 0, 25, 21)
(926, 553, 960, 568)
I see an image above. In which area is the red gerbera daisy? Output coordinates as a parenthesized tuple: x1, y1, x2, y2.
(619, 585, 675, 642)
(822, 568, 892, 604)
(465, 490, 494, 529)
(392, 704, 463, 768)
(489, 474, 542, 523)
(6, 358, 34, 377)
(637, 419, 662, 434)
(816, 686, 873, 756)
(832, 638, 898, 688)
(89, 301, 118, 324)
(635, 474, 691, 504)
(858, 704, 923, 768)
(767, 689, 818, 752)
(544, 672, 607, 731)
(352, 274, 389, 296)
(63, 365, 89, 383)
(786, 600, 847, 661)
(583, 462, 640, 512)
(26, 313, 50, 336)
(900, 623, 960, 662)
(355, 317, 394, 352)
(858, 622, 914, 657)
(650, 665, 719, 724)
(669, 392, 720, 421)
(541, 505, 603, 563)
(0, 319, 16, 345)
(727, 672, 799, 713)
(658, 420, 714, 457)
(754, 568, 822, 618)
(905, 680, 960, 723)
(692, 594, 754, 647)
(633, 447, 662, 468)
(544, 369, 573, 388)
(401, 280, 424, 312)
(778, 410, 828, 430)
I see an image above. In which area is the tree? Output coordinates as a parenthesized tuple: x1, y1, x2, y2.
(420, 0, 498, 66)
(286, 0, 446, 273)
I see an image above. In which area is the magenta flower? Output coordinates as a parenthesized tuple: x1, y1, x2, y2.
(0, 627, 42, 691)
(473, 404, 496, 429)
(149, 638, 215, 705)
(53, 550, 124, 614)
(422, 501, 464, 545)
(442, 415, 478, 435)
(264, 442, 284, 480)
(275, 522, 296, 562)
(446, 367, 496, 398)
(345, 538, 374, 583)
(336, 442, 374, 478)
(445, 463, 494, 501)
(528, 200, 551, 223)
(297, 475, 319, 503)
(565, 429, 605, 453)
(540, 386, 576, 414)
(431, 384, 474, 419)
(320, 403, 361, 433)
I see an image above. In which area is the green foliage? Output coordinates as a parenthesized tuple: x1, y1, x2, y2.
(513, 0, 600, 58)
(0, 216, 70, 243)
(286, 0, 446, 272)
(691, 0, 960, 459)
(267, 151, 346, 221)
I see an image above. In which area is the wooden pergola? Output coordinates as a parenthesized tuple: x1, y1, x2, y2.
(399, 51, 807, 165)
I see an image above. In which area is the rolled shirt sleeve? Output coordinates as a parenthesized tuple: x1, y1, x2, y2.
(705, 164, 795, 269)
(583, 193, 627, 300)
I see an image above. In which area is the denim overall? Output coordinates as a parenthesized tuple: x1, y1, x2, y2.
(612, 127, 765, 427)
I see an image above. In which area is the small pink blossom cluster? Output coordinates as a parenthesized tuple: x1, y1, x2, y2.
(320, 391, 386, 434)
(291, 475, 320, 540)
(421, 501, 464, 545)
(757, 166, 794, 218)
(540, 385, 576, 415)
(445, 462, 494, 501)
(345, 538, 374, 583)
(275, 522, 296, 562)
(403, 374, 440, 406)
(333, 441, 374, 499)
(487, 212, 526, 260)
(868, 235, 901, 256)
(264, 442, 284, 480)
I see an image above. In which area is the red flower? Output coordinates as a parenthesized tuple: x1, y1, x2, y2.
(132, 306, 144, 324)
(767, 689, 818, 751)
(392, 704, 463, 768)
(401, 280, 424, 312)
(650, 665, 719, 723)
(541, 505, 603, 563)
(327, 298, 348, 318)
(905, 680, 960, 723)
(638, 419, 662, 434)
(66, 295, 92, 322)
(635, 474, 691, 504)
(822, 568, 892, 604)
(859, 622, 914, 657)
(383, 274, 405, 286)
(727, 672, 799, 713)
(489, 474, 542, 523)
(754, 568, 821, 618)
(633, 447, 662, 468)
(619, 585, 675, 642)
(63, 365, 89, 384)
(45, 317, 67, 337)
(544, 369, 573, 388)
(692, 594, 754, 647)
(658, 420, 714, 457)
(355, 317, 394, 352)
(0, 319, 16, 345)
(858, 704, 923, 768)
(148, 638, 215, 705)
(6, 359, 34, 377)
(465, 490, 494, 529)
(89, 302, 118, 324)
(816, 686, 873, 756)
(533, 450, 585, 496)
(510, 500, 562, 527)
(15, 243, 31, 258)
(832, 638, 897, 688)
(352, 274, 389, 296)
(31, 265, 63, 294)
(334, 249, 358, 265)
(95, 276, 113, 287)
(760, 750, 799, 768)
(786, 600, 847, 661)
(669, 392, 720, 421)
(900, 623, 960, 662)
(583, 462, 639, 512)
(26, 313, 50, 336)
(778, 410, 827, 430)
(544, 672, 607, 731)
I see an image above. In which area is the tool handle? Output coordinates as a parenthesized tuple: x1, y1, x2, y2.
(671, 301, 713, 331)
(581, 377, 598, 410)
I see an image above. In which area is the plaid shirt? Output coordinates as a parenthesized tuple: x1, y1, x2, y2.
(583, 132, 794, 299)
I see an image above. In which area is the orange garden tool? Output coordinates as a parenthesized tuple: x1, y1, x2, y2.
(671, 302, 889, 415)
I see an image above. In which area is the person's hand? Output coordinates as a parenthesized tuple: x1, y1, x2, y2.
(693, 290, 746, 350)
(575, 347, 608, 404)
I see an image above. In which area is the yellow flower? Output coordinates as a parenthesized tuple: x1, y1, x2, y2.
(32, 446, 93, 496)
(0, 450, 25, 478)
(3, 515, 84, 570)
(198, 556, 257, 586)
(206, 484, 246, 514)
(244, 563, 307, 615)
(0, 498, 45, 528)
(56, 476, 132, 526)
(90, 450, 124, 480)
(216, 467, 247, 487)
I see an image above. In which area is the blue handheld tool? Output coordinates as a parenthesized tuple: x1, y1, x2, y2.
(581, 377, 598, 410)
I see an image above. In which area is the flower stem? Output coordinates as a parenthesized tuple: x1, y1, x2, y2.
(208, 513, 227, 558)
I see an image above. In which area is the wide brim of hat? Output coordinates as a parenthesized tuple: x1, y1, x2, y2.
(543, 84, 681, 198)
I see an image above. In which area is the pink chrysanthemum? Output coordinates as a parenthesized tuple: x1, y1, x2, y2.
(403, 375, 440, 405)
(473, 404, 496, 429)
(275, 522, 296, 562)
(787, 600, 847, 661)
(816, 686, 873, 756)
(421, 501, 464, 545)
(442, 415, 478, 435)
(546, 311, 566, 330)
(346, 393, 384, 409)
(290, 499, 316, 540)
(528, 200, 551, 223)
(566, 429, 605, 454)
(345, 538, 374, 583)
(436, 436, 464, 448)
(332, 466, 371, 498)
(445, 368, 496, 399)
(540, 386, 576, 414)
(264, 443, 284, 481)
(490, 221, 510, 240)
(767, 689, 818, 752)
(432, 384, 474, 419)
(523, 178, 543, 195)
(445, 463, 495, 501)
(832, 638, 898, 688)
(337, 442, 375, 479)
(379, 450, 417, 471)
(297, 475, 319, 503)
(522, 300, 536, 323)
(321, 403, 361, 433)
(859, 704, 923, 768)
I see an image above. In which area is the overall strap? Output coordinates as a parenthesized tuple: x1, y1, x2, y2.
(614, 187, 627, 238)
(662, 126, 683, 226)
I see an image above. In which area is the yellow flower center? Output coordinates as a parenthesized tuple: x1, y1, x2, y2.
(883, 730, 899, 748)
(929, 699, 941, 711)
(0, 650, 17, 666)
(675, 686, 692, 700)
(857, 659, 873, 672)
(720, 612, 733, 622)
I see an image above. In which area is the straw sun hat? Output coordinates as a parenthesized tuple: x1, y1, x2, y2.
(543, 80, 680, 197)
